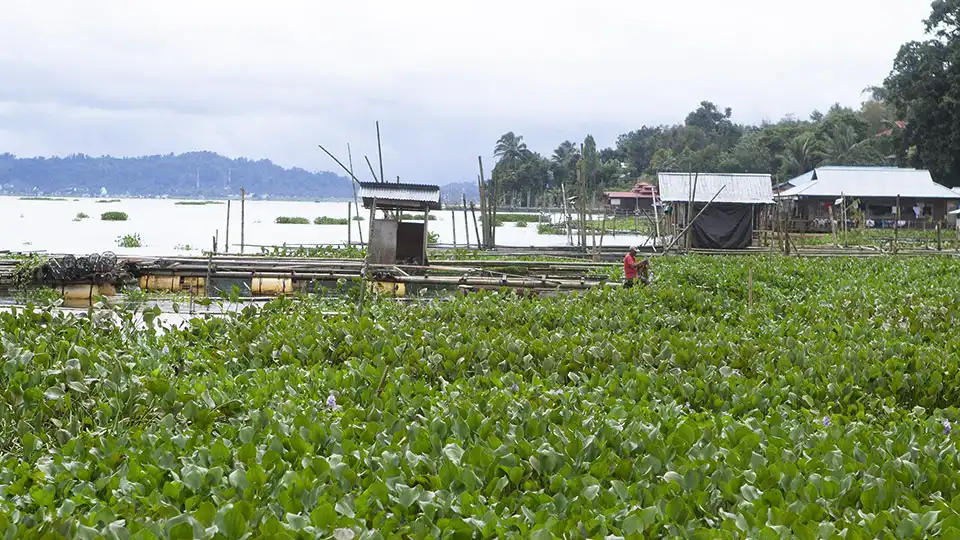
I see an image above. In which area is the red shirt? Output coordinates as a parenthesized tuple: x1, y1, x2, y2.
(624, 253, 638, 279)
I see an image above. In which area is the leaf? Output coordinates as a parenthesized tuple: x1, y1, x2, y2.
(229, 469, 248, 491)
(581, 484, 600, 501)
(443, 443, 465, 465)
(311, 502, 337, 529)
(663, 471, 684, 486)
(223, 505, 248, 540)
(335, 496, 356, 518)
(396, 485, 420, 508)
(43, 386, 65, 400)
(623, 514, 643, 535)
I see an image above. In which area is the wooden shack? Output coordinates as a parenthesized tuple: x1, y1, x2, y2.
(359, 182, 441, 265)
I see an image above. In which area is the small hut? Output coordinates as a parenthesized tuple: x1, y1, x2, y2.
(659, 172, 774, 249)
(359, 182, 441, 265)
(603, 181, 659, 214)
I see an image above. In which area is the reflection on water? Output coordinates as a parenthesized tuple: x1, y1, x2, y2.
(3, 196, 651, 255)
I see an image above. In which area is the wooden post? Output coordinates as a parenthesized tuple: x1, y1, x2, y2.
(240, 187, 246, 254)
(937, 221, 942, 251)
(470, 202, 481, 251)
(477, 170, 488, 248)
(376, 121, 386, 188)
(347, 203, 352, 246)
(894, 194, 900, 254)
(462, 194, 471, 249)
(829, 205, 837, 247)
(561, 182, 573, 246)
(205, 251, 213, 298)
(451, 210, 457, 248)
(422, 208, 430, 263)
(358, 198, 376, 318)
(214, 230, 218, 254)
(225, 200, 231, 254)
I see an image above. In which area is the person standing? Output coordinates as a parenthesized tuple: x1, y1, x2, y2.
(623, 246, 649, 288)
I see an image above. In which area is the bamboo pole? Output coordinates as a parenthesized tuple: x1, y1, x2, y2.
(347, 203, 352, 246)
(561, 182, 573, 246)
(240, 187, 246, 255)
(686, 173, 699, 253)
(470, 202, 481, 249)
(347, 144, 363, 245)
(462, 194, 471, 249)
(358, 198, 376, 317)
(365, 156, 381, 183)
(376, 121, 386, 187)
(451, 210, 457, 248)
(477, 158, 489, 248)
(225, 200, 231, 254)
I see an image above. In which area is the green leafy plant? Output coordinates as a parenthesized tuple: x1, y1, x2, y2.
(73, 212, 89, 221)
(96, 199, 121, 203)
(399, 213, 438, 221)
(175, 200, 223, 205)
(19, 196, 66, 201)
(101, 211, 129, 221)
(275, 216, 310, 224)
(314, 216, 350, 225)
(116, 233, 142, 247)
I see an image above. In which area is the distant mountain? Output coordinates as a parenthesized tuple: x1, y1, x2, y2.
(440, 181, 480, 204)
(0, 151, 353, 199)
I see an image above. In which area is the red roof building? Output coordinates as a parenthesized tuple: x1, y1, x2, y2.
(604, 181, 659, 213)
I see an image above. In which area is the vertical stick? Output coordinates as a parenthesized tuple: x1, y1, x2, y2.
(205, 251, 213, 298)
(451, 210, 457, 248)
(214, 230, 218, 255)
(376, 121, 385, 187)
(829, 205, 837, 246)
(687, 173, 699, 253)
(240, 186, 246, 254)
(347, 203, 352, 246)
(477, 157, 488, 247)
(894, 194, 900, 254)
(225, 200, 231, 254)
(358, 198, 377, 318)
(937, 221, 942, 251)
(462, 194, 471, 249)
(470, 202, 481, 250)
(422, 208, 430, 264)
(561, 182, 573, 246)
(347, 144, 364, 245)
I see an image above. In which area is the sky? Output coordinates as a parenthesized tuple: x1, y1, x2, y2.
(0, 0, 933, 186)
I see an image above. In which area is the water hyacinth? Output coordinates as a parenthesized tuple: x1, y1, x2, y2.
(326, 394, 337, 409)
(945, 420, 952, 435)
(822, 416, 831, 427)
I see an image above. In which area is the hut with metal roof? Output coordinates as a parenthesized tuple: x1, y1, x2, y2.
(603, 181, 659, 214)
(658, 172, 774, 249)
(775, 166, 960, 230)
(359, 182, 441, 265)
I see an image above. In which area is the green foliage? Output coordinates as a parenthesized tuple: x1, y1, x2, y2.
(516, 220, 528, 228)
(314, 216, 350, 225)
(73, 212, 89, 221)
(275, 216, 310, 224)
(116, 233, 142, 248)
(398, 213, 437, 221)
(427, 231, 440, 245)
(2, 256, 960, 536)
(101, 211, 128, 221)
(175, 200, 223, 205)
(259, 244, 367, 258)
(96, 199, 121, 203)
(19, 197, 66, 201)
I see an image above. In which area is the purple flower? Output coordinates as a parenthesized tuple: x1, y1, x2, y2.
(822, 416, 831, 427)
(326, 395, 337, 409)
(162, 345, 170, 355)
(511, 384, 519, 392)
(944, 420, 952, 435)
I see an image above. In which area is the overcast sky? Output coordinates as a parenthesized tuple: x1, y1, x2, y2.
(0, 0, 932, 185)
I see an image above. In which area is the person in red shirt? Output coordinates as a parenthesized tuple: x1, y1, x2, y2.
(623, 246, 649, 288)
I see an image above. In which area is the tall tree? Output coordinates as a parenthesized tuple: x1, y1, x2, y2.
(883, 0, 960, 185)
(779, 133, 824, 178)
(493, 132, 531, 169)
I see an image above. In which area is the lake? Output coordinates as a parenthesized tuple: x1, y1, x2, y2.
(4, 197, 651, 255)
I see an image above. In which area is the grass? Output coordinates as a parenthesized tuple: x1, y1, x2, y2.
(101, 211, 128, 221)
(275, 216, 311, 224)
(314, 216, 350, 225)
(175, 201, 224, 205)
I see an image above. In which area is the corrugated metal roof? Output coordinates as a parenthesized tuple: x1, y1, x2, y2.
(658, 173, 774, 204)
(777, 167, 959, 199)
(359, 182, 442, 210)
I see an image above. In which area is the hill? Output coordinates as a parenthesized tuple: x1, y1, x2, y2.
(0, 151, 354, 199)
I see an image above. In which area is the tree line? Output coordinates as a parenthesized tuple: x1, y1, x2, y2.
(490, 0, 960, 207)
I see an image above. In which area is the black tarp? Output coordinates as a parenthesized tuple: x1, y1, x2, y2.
(690, 203, 754, 249)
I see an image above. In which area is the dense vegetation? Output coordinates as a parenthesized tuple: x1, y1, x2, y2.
(275, 217, 311, 225)
(486, 0, 960, 208)
(2, 256, 960, 537)
(101, 212, 128, 222)
(0, 152, 352, 200)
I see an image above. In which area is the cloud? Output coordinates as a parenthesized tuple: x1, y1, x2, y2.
(0, 0, 932, 184)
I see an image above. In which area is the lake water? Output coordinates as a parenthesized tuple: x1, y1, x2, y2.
(2, 197, 651, 256)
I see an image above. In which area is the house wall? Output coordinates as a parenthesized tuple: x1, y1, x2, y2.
(792, 196, 958, 230)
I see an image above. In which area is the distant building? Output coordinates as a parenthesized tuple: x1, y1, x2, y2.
(658, 172, 774, 249)
(603, 181, 658, 214)
(775, 166, 960, 230)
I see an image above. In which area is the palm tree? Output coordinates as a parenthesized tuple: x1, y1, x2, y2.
(494, 132, 530, 169)
(822, 124, 884, 165)
(780, 133, 824, 177)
